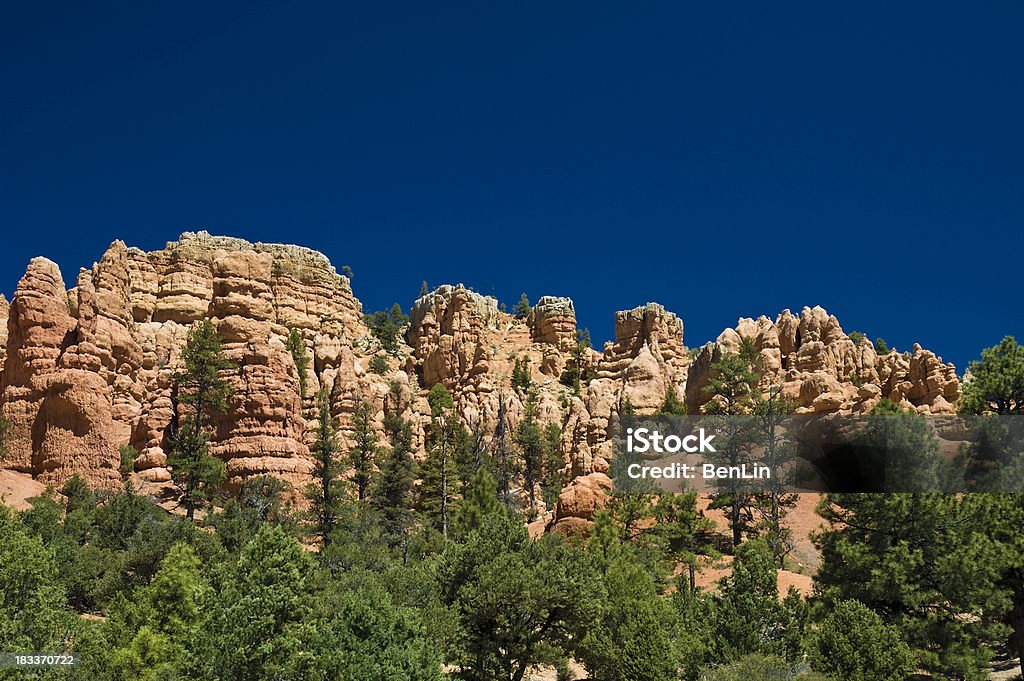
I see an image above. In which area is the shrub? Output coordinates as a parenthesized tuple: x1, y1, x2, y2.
(427, 383, 454, 417)
(511, 356, 531, 392)
(286, 329, 309, 400)
(806, 600, 912, 681)
(119, 445, 137, 478)
(700, 654, 829, 681)
(369, 354, 390, 375)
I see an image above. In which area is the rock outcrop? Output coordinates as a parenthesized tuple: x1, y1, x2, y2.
(408, 285, 499, 389)
(529, 296, 578, 352)
(0, 234, 962, 533)
(1, 258, 122, 488)
(2, 233, 364, 489)
(596, 303, 688, 413)
(686, 306, 959, 415)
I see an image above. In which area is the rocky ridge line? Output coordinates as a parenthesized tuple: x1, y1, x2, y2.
(0, 233, 961, 534)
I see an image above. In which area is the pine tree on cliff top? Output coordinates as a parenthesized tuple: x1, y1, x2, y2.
(168, 320, 234, 520)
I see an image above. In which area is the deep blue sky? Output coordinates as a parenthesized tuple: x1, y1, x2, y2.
(2, 2, 1021, 370)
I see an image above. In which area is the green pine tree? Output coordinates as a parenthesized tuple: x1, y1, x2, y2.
(751, 385, 798, 565)
(0, 507, 76, 656)
(806, 599, 912, 681)
(511, 355, 532, 392)
(560, 328, 593, 394)
(703, 338, 761, 547)
(657, 386, 687, 415)
(958, 336, 1024, 677)
(960, 336, 1024, 415)
(348, 400, 379, 502)
(453, 466, 504, 537)
(106, 542, 211, 680)
(365, 304, 409, 355)
(514, 292, 531, 319)
(168, 320, 234, 520)
(195, 525, 314, 680)
(653, 492, 718, 594)
(307, 385, 342, 545)
(814, 493, 1011, 678)
(285, 328, 309, 403)
(540, 421, 564, 509)
(441, 514, 603, 680)
(419, 384, 462, 538)
(372, 415, 416, 538)
(712, 538, 803, 661)
(514, 389, 545, 514)
(578, 554, 680, 681)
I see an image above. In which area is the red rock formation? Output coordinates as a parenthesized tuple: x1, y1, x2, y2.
(686, 305, 959, 415)
(0, 234, 962, 523)
(552, 472, 611, 536)
(408, 284, 499, 389)
(596, 303, 688, 413)
(1, 258, 121, 487)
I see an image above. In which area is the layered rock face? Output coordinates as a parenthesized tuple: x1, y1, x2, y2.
(0, 257, 123, 487)
(686, 306, 960, 415)
(1, 233, 363, 489)
(596, 303, 688, 413)
(0, 234, 962, 533)
(408, 285, 500, 389)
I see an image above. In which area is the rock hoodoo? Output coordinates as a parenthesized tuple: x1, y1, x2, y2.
(686, 306, 959, 415)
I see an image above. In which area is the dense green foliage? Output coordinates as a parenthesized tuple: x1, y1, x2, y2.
(699, 655, 828, 681)
(347, 399, 379, 502)
(513, 389, 546, 513)
(369, 353, 390, 375)
(510, 355, 531, 392)
(814, 493, 1012, 679)
(657, 387, 687, 416)
(0, 415, 11, 462)
(960, 335, 1024, 415)
(805, 600, 911, 681)
(702, 338, 760, 547)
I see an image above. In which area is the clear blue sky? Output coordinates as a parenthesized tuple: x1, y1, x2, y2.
(2, 2, 1021, 370)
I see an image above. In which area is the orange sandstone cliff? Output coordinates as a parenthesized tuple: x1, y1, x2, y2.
(0, 232, 962, 531)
